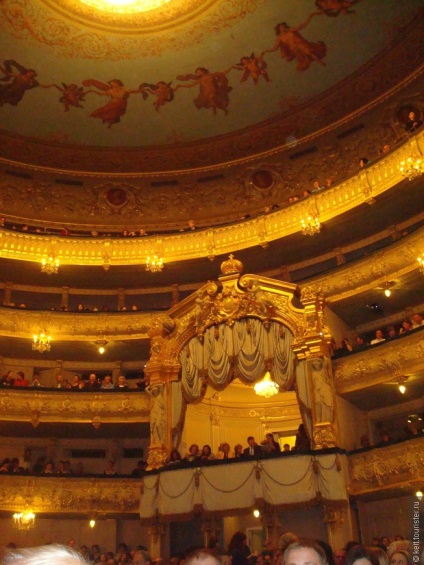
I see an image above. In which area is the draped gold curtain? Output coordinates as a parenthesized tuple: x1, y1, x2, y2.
(180, 318, 295, 400)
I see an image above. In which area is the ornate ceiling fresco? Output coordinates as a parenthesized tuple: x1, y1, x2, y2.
(0, 0, 422, 153)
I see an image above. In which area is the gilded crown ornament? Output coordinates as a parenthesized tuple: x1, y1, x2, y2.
(220, 254, 243, 276)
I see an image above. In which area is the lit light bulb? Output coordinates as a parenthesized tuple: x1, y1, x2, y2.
(98, 346, 105, 354)
(384, 288, 391, 297)
(416, 490, 423, 500)
(398, 384, 406, 394)
(253, 509, 260, 518)
(89, 519, 96, 528)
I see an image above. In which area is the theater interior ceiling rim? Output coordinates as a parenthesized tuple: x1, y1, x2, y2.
(38, 0, 223, 33)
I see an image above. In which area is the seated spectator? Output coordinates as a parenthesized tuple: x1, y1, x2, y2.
(370, 330, 385, 345)
(63, 460, 73, 475)
(20, 448, 32, 471)
(359, 157, 369, 168)
(185, 444, 201, 462)
(70, 375, 85, 390)
(294, 424, 310, 451)
(0, 458, 12, 473)
(399, 320, 412, 334)
(200, 444, 215, 461)
(243, 436, 261, 457)
(386, 326, 397, 340)
(117, 375, 129, 390)
(56, 374, 65, 388)
(131, 460, 147, 477)
(101, 375, 115, 389)
(10, 458, 24, 474)
(389, 551, 412, 565)
(0, 371, 15, 387)
(405, 110, 423, 132)
(311, 181, 324, 193)
(411, 313, 423, 328)
(14, 371, 29, 387)
(335, 338, 353, 357)
(353, 336, 368, 352)
(104, 460, 117, 476)
(217, 442, 233, 460)
(76, 303, 85, 312)
(233, 444, 243, 458)
(263, 432, 281, 453)
(282, 443, 291, 452)
(167, 448, 182, 465)
(31, 372, 42, 387)
(43, 461, 55, 474)
(345, 546, 379, 565)
(85, 373, 100, 391)
(32, 455, 46, 474)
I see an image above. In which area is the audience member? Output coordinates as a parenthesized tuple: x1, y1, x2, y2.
(1, 544, 91, 565)
(167, 449, 182, 465)
(200, 444, 215, 460)
(14, 371, 29, 387)
(243, 436, 262, 457)
(185, 444, 201, 462)
(217, 442, 233, 460)
(263, 432, 281, 453)
(101, 375, 115, 389)
(294, 424, 310, 451)
(370, 330, 385, 345)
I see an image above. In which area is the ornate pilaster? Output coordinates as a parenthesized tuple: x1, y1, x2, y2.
(260, 510, 281, 550)
(145, 314, 179, 469)
(323, 504, 353, 551)
(148, 517, 168, 560)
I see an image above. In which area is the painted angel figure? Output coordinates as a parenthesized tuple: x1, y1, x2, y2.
(232, 53, 270, 85)
(175, 67, 233, 115)
(0, 60, 39, 107)
(41, 83, 87, 112)
(82, 78, 140, 127)
(315, 0, 362, 17)
(139, 81, 175, 111)
(262, 14, 326, 71)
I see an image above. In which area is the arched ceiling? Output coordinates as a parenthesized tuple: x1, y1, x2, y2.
(0, 0, 422, 154)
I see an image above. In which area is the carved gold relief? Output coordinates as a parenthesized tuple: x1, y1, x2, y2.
(0, 307, 151, 341)
(0, 475, 141, 513)
(0, 390, 150, 424)
(348, 437, 424, 495)
(1, 129, 422, 268)
(333, 330, 424, 393)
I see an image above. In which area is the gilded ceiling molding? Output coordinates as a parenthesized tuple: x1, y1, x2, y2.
(301, 223, 424, 303)
(1, 134, 422, 267)
(333, 330, 424, 394)
(348, 437, 424, 496)
(0, 308, 152, 340)
(1, 0, 262, 58)
(0, 389, 150, 426)
(0, 474, 141, 514)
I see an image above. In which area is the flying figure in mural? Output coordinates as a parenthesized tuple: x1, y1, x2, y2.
(0, 60, 39, 107)
(262, 14, 327, 71)
(231, 53, 270, 85)
(315, 0, 363, 17)
(82, 78, 140, 127)
(175, 67, 233, 115)
(41, 83, 87, 112)
(139, 81, 175, 111)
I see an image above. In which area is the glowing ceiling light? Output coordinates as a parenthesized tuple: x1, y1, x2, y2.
(79, 0, 170, 13)
(398, 384, 406, 394)
(253, 509, 260, 518)
(254, 371, 279, 398)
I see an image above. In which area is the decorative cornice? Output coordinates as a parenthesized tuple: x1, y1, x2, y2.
(0, 474, 141, 514)
(302, 222, 424, 304)
(333, 329, 424, 394)
(0, 389, 150, 426)
(1, 131, 423, 267)
(0, 307, 151, 341)
(348, 437, 424, 496)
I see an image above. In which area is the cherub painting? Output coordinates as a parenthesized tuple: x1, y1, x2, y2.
(175, 67, 232, 115)
(82, 78, 140, 127)
(42, 83, 87, 112)
(262, 14, 327, 71)
(0, 60, 39, 107)
(315, 0, 362, 17)
(232, 53, 270, 85)
(139, 81, 174, 111)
